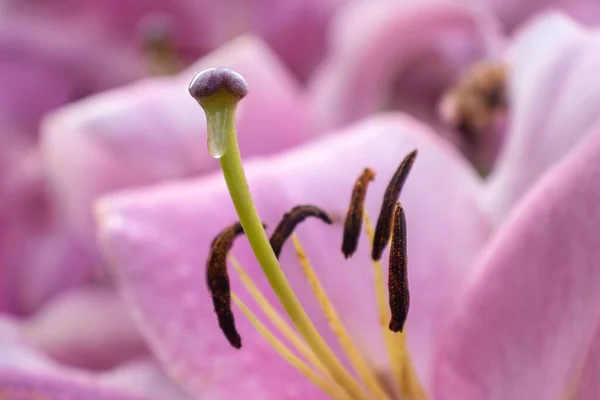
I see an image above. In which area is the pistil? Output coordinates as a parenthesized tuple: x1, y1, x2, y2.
(190, 68, 368, 399)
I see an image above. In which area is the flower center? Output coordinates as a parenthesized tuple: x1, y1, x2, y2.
(190, 68, 427, 399)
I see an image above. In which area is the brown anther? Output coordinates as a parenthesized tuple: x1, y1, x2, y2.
(342, 168, 376, 259)
(372, 150, 417, 261)
(207, 222, 246, 349)
(270, 205, 333, 258)
(388, 203, 409, 333)
(441, 60, 508, 144)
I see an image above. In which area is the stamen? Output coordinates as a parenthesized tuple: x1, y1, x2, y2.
(231, 294, 353, 400)
(342, 168, 376, 259)
(365, 213, 426, 400)
(228, 256, 327, 374)
(206, 222, 246, 349)
(388, 203, 409, 333)
(372, 150, 417, 261)
(292, 234, 390, 400)
(270, 205, 333, 258)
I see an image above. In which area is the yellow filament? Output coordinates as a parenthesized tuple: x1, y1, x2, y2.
(291, 234, 391, 400)
(364, 213, 427, 400)
(229, 256, 327, 374)
(232, 293, 354, 400)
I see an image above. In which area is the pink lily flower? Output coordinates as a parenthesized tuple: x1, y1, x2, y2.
(91, 11, 600, 399)
(432, 12, 600, 399)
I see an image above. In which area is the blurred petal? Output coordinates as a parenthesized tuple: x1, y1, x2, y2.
(433, 125, 600, 398)
(22, 287, 148, 370)
(308, 1, 503, 133)
(484, 13, 600, 224)
(100, 359, 192, 400)
(0, 371, 151, 400)
(0, 149, 91, 315)
(0, 316, 186, 399)
(249, 0, 345, 80)
(97, 113, 488, 397)
(0, 0, 343, 135)
(0, 1, 144, 134)
(42, 35, 311, 253)
(571, 327, 600, 400)
(470, 0, 600, 31)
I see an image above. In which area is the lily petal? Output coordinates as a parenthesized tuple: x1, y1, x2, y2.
(0, 371, 151, 400)
(475, 0, 600, 30)
(42, 35, 310, 252)
(100, 359, 192, 400)
(433, 123, 600, 398)
(0, 316, 187, 400)
(484, 13, 600, 224)
(308, 1, 503, 133)
(571, 326, 600, 400)
(97, 113, 488, 397)
(0, 148, 91, 315)
(22, 287, 148, 371)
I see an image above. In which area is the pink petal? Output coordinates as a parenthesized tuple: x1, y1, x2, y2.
(477, 0, 600, 30)
(22, 287, 148, 371)
(432, 123, 600, 398)
(248, 0, 345, 80)
(0, 61, 72, 136)
(100, 359, 192, 400)
(0, 1, 144, 134)
(42, 35, 311, 255)
(0, 316, 187, 400)
(0, 0, 342, 136)
(0, 148, 91, 315)
(572, 326, 600, 400)
(0, 371, 151, 400)
(485, 13, 600, 224)
(97, 113, 488, 397)
(308, 1, 503, 133)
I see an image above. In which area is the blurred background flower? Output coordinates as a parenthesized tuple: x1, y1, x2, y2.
(2, 0, 600, 399)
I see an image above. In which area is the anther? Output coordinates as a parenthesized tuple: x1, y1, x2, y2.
(206, 222, 246, 349)
(342, 168, 376, 259)
(388, 203, 409, 333)
(372, 150, 417, 261)
(270, 205, 333, 258)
